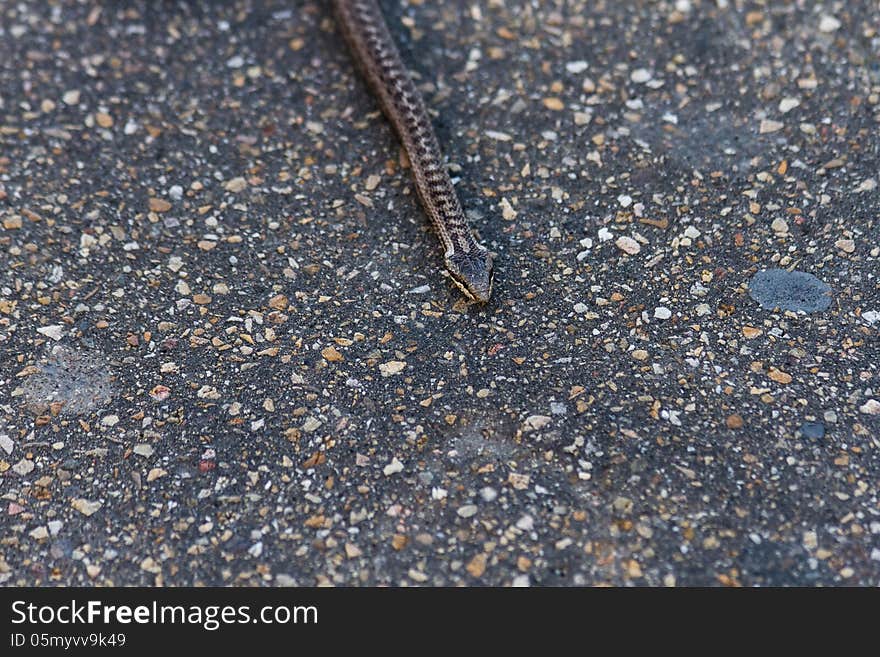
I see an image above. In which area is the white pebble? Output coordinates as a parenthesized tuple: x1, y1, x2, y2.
(36, 325, 64, 341)
(550, 402, 567, 415)
(760, 119, 784, 134)
(615, 236, 641, 255)
(516, 515, 534, 531)
(818, 15, 841, 33)
(630, 68, 652, 83)
(779, 98, 800, 113)
(383, 458, 404, 476)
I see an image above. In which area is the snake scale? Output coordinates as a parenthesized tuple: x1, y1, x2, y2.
(331, 0, 494, 303)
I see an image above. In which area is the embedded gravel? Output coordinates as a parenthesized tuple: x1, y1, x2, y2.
(1, 1, 878, 586)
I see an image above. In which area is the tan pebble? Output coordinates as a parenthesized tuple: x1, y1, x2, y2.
(835, 239, 855, 253)
(149, 197, 171, 212)
(71, 498, 102, 516)
(379, 360, 406, 376)
(626, 560, 643, 578)
(771, 217, 788, 233)
(500, 197, 517, 220)
(29, 526, 49, 540)
(768, 368, 792, 384)
(466, 553, 487, 578)
(321, 346, 344, 362)
(268, 294, 289, 310)
(2, 215, 22, 230)
(760, 119, 784, 134)
(224, 177, 247, 193)
(147, 468, 167, 482)
(364, 174, 381, 191)
(522, 415, 551, 432)
(802, 531, 818, 550)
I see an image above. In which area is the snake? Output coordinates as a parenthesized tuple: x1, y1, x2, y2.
(331, 0, 494, 303)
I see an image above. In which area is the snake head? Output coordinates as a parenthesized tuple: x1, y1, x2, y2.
(445, 248, 494, 303)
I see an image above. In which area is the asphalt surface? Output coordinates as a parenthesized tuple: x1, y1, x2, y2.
(1, 1, 878, 586)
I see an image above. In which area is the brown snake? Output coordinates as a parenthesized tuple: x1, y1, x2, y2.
(331, 0, 494, 303)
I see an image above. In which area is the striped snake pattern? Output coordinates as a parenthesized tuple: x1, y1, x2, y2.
(331, 0, 494, 302)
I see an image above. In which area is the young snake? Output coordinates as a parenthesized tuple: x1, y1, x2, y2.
(331, 0, 494, 303)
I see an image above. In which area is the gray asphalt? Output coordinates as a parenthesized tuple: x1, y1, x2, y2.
(1, 0, 878, 586)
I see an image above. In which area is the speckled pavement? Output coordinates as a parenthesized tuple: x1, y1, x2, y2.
(1, 1, 878, 586)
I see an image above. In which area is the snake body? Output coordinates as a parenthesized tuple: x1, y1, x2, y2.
(331, 0, 493, 303)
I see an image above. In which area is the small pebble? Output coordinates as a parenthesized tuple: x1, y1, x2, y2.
(799, 422, 826, 439)
(615, 236, 641, 255)
(778, 98, 800, 113)
(859, 399, 880, 415)
(818, 15, 841, 33)
(630, 68, 652, 83)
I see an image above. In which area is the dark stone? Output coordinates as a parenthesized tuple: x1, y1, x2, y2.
(799, 422, 826, 439)
(748, 269, 832, 313)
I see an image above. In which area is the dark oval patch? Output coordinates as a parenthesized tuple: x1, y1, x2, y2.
(748, 269, 832, 313)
